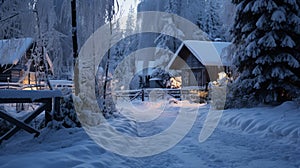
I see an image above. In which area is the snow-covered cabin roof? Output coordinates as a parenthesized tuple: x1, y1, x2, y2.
(167, 40, 231, 69)
(0, 38, 34, 66)
(149, 77, 162, 81)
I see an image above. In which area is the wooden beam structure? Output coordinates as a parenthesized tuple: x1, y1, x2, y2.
(0, 90, 62, 143)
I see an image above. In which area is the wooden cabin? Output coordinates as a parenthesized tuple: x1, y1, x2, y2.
(0, 38, 53, 86)
(167, 40, 231, 88)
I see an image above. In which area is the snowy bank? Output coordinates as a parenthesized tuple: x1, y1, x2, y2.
(0, 100, 299, 167)
(220, 101, 300, 144)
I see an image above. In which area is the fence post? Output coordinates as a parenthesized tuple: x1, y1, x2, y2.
(141, 89, 144, 102)
(45, 101, 52, 126)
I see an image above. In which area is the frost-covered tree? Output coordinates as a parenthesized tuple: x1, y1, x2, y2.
(150, 68, 171, 88)
(155, 0, 183, 51)
(197, 0, 224, 40)
(195, 0, 206, 30)
(231, 0, 300, 104)
(0, 0, 73, 79)
(110, 6, 138, 91)
(154, 0, 185, 67)
(124, 5, 138, 60)
(0, 0, 35, 39)
(94, 0, 120, 118)
(220, 0, 236, 41)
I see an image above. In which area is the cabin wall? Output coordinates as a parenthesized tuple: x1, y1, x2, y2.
(192, 68, 208, 87)
(181, 66, 228, 87)
(11, 69, 24, 82)
(0, 48, 52, 85)
(206, 66, 224, 81)
(0, 49, 31, 83)
(181, 69, 207, 87)
(0, 65, 24, 83)
(22, 72, 47, 85)
(0, 69, 11, 82)
(169, 45, 232, 88)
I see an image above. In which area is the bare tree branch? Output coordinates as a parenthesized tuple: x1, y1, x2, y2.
(0, 13, 19, 23)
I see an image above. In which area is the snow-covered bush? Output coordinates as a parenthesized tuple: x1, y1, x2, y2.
(209, 72, 230, 110)
(170, 77, 182, 89)
(188, 91, 208, 104)
(49, 89, 81, 129)
(210, 85, 227, 110)
(294, 98, 300, 107)
(150, 68, 171, 87)
(210, 72, 261, 109)
(293, 94, 300, 107)
(225, 82, 259, 109)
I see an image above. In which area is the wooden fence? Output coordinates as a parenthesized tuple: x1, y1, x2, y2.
(113, 88, 208, 102)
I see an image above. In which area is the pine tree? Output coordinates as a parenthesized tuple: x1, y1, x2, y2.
(197, 0, 224, 40)
(154, 0, 185, 67)
(112, 6, 138, 90)
(220, 0, 236, 41)
(231, 0, 300, 104)
(124, 5, 137, 56)
(196, 0, 206, 31)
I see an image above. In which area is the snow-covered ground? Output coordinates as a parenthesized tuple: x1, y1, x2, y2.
(0, 100, 300, 168)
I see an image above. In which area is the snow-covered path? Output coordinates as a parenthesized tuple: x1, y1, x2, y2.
(168, 119, 300, 168)
(128, 102, 300, 168)
(0, 101, 299, 168)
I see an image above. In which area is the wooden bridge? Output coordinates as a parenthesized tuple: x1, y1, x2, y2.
(0, 90, 62, 143)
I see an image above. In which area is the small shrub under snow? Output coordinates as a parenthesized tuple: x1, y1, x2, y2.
(49, 89, 81, 129)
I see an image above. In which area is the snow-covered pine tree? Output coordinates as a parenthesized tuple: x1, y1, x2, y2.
(220, 0, 236, 41)
(124, 5, 138, 53)
(197, 0, 224, 40)
(231, 0, 300, 104)
(154, 0, 185, 67)
(123, 5, 138, 81)
(110, 6, 138, 91)
(196, 0, 206, 32)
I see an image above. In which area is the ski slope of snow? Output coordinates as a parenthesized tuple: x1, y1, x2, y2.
(0, 101, 299, 168)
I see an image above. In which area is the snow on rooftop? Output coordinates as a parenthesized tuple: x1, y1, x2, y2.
(168, 40, 231, 69)
(0, 38, 34, 66)
(149, 77, 162, 81)
(184, 40, 231, 66)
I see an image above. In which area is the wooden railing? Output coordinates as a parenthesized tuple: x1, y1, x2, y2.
(0, 90, 62, 143)
(113, 88, 208, 102)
